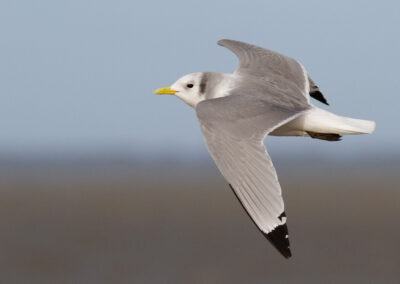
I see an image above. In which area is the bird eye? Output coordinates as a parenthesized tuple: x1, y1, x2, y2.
(187, 84, 194, 88)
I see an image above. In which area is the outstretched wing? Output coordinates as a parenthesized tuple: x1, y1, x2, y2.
(196, 92, 309, 258)
(218, 39, 329, 105)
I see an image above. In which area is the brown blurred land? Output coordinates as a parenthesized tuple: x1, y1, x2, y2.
(0, 158, 399, 283)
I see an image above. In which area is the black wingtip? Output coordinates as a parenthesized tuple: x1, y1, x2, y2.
(263, 212, 292, 259)
(229, 184, 292, 259)
(310, 90, 329, 105)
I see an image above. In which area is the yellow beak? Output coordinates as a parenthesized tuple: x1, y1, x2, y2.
(153, 86, 178, 95)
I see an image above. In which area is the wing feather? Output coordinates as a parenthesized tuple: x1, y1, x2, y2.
(218, 39, 329, 105)
(218, 39, 309, 97)
(196, 93, 308, 258)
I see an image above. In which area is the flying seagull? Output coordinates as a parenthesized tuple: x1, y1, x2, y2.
(153, 39, 375, 258)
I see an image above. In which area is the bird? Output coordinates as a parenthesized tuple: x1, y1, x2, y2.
(153, 39, 375, 258)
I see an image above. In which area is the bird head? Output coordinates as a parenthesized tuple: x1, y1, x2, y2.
(153, 72, 210, 108)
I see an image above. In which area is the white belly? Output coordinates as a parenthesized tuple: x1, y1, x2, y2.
(269, 115, 308, 137)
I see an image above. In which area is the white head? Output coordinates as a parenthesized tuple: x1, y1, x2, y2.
(154, 72, 228, 108)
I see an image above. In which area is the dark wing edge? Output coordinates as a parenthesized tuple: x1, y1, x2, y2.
(309, 77, 329, 105)
(229, 184, 291, 258)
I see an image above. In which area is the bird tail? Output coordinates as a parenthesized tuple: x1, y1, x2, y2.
(303, 107, 376, 135)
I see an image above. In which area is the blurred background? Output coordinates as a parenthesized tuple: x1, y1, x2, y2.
(1, 0, 399, 283)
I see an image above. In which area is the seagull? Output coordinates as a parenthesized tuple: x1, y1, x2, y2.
(153, 39, 375, 258)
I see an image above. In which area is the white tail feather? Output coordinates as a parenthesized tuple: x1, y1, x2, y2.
(302, 107, 376, 135)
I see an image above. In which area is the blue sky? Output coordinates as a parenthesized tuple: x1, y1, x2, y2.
(1, 0, 399, 159)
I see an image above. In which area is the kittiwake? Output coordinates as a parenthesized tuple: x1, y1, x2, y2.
(153, 39, 375, 258)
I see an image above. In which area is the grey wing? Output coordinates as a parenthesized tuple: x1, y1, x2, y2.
(218, 39, 329, 105)
(196, 94, 308, 258)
